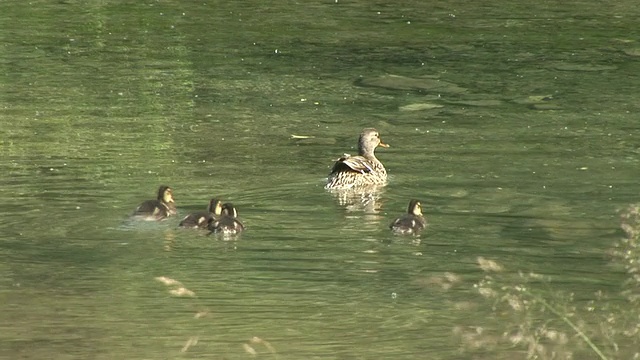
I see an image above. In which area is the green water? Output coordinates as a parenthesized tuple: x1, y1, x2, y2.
(2, 1, 640, 359)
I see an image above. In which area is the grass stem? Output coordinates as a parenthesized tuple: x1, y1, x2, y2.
(527, 291, 609, 360)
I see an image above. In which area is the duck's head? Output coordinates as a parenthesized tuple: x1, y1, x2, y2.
(208, 198, 224, 216)
(407, 199, 423, 216)
(358, 128, 389, 155)
(157, 185, 175, 204)
(222, 202, 239, 218)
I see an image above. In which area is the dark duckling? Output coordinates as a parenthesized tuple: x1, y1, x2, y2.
(208, 202, 245, 235)
(325, 128, 389, 189)
(131, 185, 177, 221)
(389, 199, 427, 235)
(178, 198, 224, 229)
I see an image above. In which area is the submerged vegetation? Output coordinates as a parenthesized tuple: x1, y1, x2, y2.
(154, 276, 278, 357)
(457, 205, 640, 360)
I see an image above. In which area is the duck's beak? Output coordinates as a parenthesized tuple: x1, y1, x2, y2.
(379, 141, 390, 148)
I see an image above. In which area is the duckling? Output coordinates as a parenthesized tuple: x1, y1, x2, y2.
(389, 199, 427, 235)
(131, 185, 177, 221)
(325, 128, 389, 189)
(178, 198, 224, 229)
(208, 202, 245, 235)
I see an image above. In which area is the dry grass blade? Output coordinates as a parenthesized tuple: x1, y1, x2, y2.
(155, 276, 196, 297)
(169, 287, 195, 297)
(243, 336, 277, 359)
(243, 343, 257, 356)
(155, 276, 183, 287)
(181, 336, 198, 353)
(250, 336, 277, 355)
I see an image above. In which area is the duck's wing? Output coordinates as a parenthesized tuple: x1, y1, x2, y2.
(179, 212, 211, 228)
(131, 200, 170, 220)
(389, 215, 426, 235)
(330, 154, 374, 174)
(389, 214, 424, 229)
(389, 215, 409, 230)
(133, 200, 162, 215)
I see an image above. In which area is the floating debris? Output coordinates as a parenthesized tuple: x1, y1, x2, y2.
(169, 287, 196, 297)
(194, 310, 209, 319)
(290, 134, 315, 139)
(155, 276, 183, 287)
(243, 343, 257, 356)
(243, 337, 277, 357)
(181, 336, 198, 353)
(251, 336, 277, 355)
(155, 276, 195, 296)
(399, 103, 444, 111)
(477, 257, 504, 272)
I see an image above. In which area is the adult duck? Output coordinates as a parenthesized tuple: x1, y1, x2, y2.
(389, 199, 427, 235)
(131, 185, 177, 221)
(325, 128, 389, 189)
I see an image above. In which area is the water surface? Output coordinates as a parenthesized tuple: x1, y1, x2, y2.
(2, 1, 640, 359)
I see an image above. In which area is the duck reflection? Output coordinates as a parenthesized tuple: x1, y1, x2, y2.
(326, 185, 386, 227)
(163, 228, 177, 252)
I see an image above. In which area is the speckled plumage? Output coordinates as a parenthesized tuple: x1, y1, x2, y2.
(325, 128, 389, 189)
(131, 185, 177, 221)
(208, 203, 244, 235)
(178, 198, 223, 229)
(390, 199, 427, 235)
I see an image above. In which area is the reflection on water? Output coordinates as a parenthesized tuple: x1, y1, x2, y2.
(326, 185, 386, 213)
(163, 229, 178, 252)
